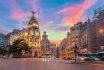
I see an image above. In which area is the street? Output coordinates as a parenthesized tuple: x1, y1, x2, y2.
(0, 58, 104, 70)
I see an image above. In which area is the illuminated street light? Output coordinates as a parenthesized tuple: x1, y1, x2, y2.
(99, 29, 104, 33)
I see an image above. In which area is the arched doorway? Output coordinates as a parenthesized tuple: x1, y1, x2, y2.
(34, 51, 38, 57)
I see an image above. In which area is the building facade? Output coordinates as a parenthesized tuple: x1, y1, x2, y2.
(41, 31, 51, 55)
(0, 33, 7, 47)
(80, 21, 89, 53)
(68, 7, 104, 54)
(59, 38, 67, 58)
(87, 7, 104, 53)
(9, 11, 41, 57)
(67, 22, 82, 58)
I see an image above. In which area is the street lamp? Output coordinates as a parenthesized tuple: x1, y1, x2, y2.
(56, 46, 59, 58)
(74, 44, 78, 63)
(99, 29, 104, 33)
(62, 46, 64, 58)
(51, 48, 53, 58)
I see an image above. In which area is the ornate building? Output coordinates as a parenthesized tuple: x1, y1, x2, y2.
(9, 11, 41, 57)
(41, 31, 51, 55)
(67, 22, 82, 59)
(27, 11, 41, 57)
(80, 21, 89, 53)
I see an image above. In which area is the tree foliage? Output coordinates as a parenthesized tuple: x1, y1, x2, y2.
(7, 39, 31, 57)
(0, 45, 6, 56)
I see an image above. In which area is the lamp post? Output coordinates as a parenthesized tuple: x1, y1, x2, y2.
(62, 46, 64, 59)
(56, 46, 59, 58)
(51, 48, 53, 58)
(74, 44, 78, 63)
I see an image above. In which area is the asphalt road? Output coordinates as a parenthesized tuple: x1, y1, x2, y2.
(0, 58, 104, 70)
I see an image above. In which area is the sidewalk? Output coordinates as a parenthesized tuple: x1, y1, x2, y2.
(59, 59, 104, 65)
(78, 61, 104, 65)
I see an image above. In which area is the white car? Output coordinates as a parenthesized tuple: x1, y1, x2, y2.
(79, 57, 88, 61)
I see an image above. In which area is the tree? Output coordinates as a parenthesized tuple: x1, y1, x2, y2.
(5, 45, 13, 56)
(0, 45, 6, 57)
(0, 45, 3, 56)
(10, 39, 30, 57)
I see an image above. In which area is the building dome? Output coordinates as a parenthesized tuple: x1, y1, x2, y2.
(28, 11, 39, 28)
(42, 31, 48, 39)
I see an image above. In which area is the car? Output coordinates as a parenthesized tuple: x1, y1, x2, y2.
(84, 57, 95, 61)
(91, 57, 100, 61)
(79, 57, 87, 61)
(99, 57, 104, 61)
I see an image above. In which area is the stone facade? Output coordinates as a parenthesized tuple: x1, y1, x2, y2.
(9, 11, 41, 57)
(87, 7, 104, 53)
(41, 31, 51, 55)
(0, 33, 7, 47)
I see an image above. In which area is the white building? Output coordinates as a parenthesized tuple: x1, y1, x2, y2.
(41, 31, 51, 55)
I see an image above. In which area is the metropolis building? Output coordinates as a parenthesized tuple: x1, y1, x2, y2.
(9, 11, 41, 57)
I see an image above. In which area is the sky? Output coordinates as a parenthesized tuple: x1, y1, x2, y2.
(0, 0, 104, 41)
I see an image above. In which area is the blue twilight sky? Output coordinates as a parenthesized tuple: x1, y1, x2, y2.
(0, 0, 104, 41)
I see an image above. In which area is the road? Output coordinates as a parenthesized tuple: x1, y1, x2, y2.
(0, 58, 104, 70)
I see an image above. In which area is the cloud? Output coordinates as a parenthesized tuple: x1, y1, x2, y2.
(26, 0, 39, 10)
(2, 0, 55, 31)
(40, 20, 69, 32)
(0, 24, 12, 34)
(1, 0, 39, 29)
(4, 0, 45, 30)
(47, 21, 54, 25)
(57, 0, 97, 27)
(40, 20, 55, 31)
(51, 40, 61, 46)
(11, 10, 30, 28)
(26, 0, 44, 18)
(7, 0, 31, 28)
(0, 0, 31, 29)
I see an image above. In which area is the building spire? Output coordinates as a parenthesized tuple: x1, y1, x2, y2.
(31, 10, 35, 17)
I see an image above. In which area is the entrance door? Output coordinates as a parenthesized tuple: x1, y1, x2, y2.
(34, 51, 38, 57)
